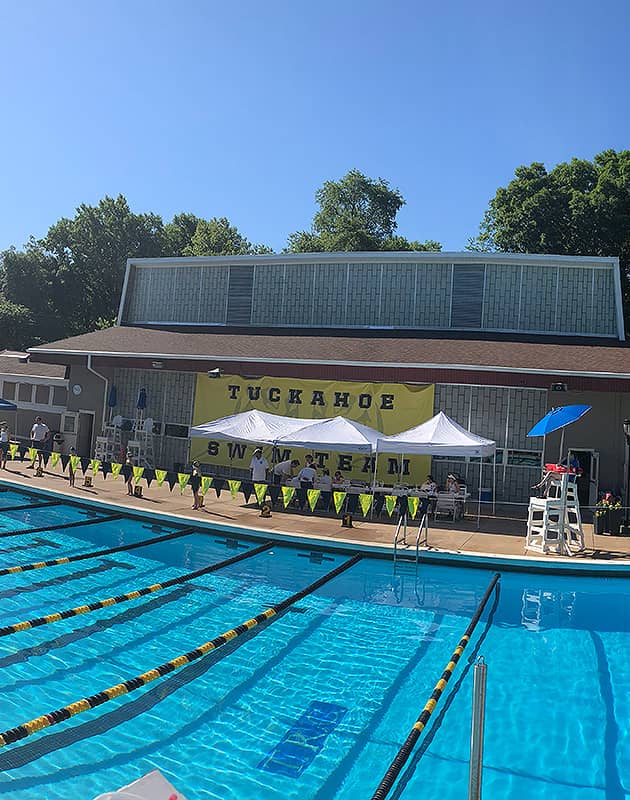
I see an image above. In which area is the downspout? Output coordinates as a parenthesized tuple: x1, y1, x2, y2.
(86, 354, 108, 433)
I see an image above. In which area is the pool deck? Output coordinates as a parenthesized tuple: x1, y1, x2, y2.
(1, 464, 630, 572)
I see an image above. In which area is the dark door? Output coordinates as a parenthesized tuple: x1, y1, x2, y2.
(570, 450, 591, 506)
(77, 413, 94, 456)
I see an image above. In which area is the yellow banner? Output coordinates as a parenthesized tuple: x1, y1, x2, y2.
(201, 476, 213, 495)
(111, 462, 122, 479)
(307, 488, 321, 511)
(228, 479, 241, 498)
(90, 459, 101, 475)
(333, 491, 346, 514)
(155, 468, 167, 487)
(9, 444, 18, 460)
(191, 374, 434, 483)
(408, 495, 419, 519)
(281, 486, 295, 508)
(177, 473, 190, 494)
(69, 455, 81, 472)
(385, 495, 397, 517)
(28, 447, 38, 463)
(50, 451, 60, 468)
(254, 483, 267, 505)
(359, 493, 373, 517)
(133, 466, 145, 485)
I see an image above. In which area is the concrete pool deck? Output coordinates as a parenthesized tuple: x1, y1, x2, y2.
(1, 464, 630, 570)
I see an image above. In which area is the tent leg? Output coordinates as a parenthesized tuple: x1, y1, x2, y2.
(369, 452, 378, 520)
(492, 453, 496, 515)
(477, 458, 482, 528)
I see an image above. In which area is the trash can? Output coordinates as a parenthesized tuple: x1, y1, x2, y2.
(480, 487, 493, 503)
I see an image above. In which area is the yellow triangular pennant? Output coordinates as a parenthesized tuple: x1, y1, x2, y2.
(385, 495, 397, 517)
(307, 488, 321, 512)
(111, 462, 122, 479)
(50, 451, 60, 468)
(228, 479, 241, 498)
(28, 447, 38, 464)
(201, 476, 213, 495)
(333, 491, 347, 514)
(133, 466, 145, 485)
(359, 493, 373, 517)
(154, 468, 167, 487)
(90, 458, 101, 475)
(254, 483, 267, 505)
(9, 443, 18, 460)
(70, 455, 81, 471)
(178, 473, 190, 494)
(281, 486, 295, 508)
(408, 495, 419, 520)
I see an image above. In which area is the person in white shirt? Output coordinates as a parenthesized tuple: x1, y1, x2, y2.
(29, 416, 50, 469)
(296, 455, 317, 510)
(249, 448, 269, 482)
(420, 475, 437, 493)
(0, 422, 10, 469)
(272, 458, 300, 485)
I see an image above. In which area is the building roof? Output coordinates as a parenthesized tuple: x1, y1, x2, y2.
(0, 355, 67, 380)
(28, 325, 630, 379)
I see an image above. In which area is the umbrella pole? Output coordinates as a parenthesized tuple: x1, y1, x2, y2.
(559, 428, 565, 463)
(492, 452, 496, 515)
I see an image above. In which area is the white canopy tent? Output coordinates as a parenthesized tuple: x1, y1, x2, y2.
(376, 412, 497, 525)
(275, 416, 381, 454)
(189, 409, 313, 446)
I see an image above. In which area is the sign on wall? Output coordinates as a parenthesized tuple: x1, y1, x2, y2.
(191, 374, 435, 481)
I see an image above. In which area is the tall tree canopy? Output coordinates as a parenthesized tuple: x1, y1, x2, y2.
(471, 149, 630, 325)
(0, 196, 271, 348)
(287, 169, 441, 252)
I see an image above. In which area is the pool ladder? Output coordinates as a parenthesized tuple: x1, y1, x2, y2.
(393, 511, 430, 565)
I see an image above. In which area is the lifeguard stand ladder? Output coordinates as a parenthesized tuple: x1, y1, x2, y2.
(526, 472, 584, 556)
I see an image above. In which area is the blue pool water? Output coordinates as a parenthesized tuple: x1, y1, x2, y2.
(0, 485, 628, 799)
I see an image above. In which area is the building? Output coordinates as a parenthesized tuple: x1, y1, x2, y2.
(27, 251, 630, 504)
(0, 350, 69, 444)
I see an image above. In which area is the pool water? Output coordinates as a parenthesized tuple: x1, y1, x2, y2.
(0, 486, 628, 799)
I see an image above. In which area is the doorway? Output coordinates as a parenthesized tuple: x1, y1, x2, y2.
(76, 412, 94, 457)
(569, 450, 599, 507)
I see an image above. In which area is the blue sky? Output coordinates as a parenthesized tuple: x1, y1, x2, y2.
(0, 0, 628, 254)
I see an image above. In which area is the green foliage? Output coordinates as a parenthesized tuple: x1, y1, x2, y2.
(0, 297, 36, 350)
(287, 169, 441, 253)
(0, 196, 272, 349)
(182, 217, 270, 257)
(472, 150, 630, 326)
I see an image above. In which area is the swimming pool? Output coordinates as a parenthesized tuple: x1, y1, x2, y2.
(0, 484, 627, 799)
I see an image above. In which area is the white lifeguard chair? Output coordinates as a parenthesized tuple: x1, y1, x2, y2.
(126, 416, 155, 468)
(526, 472, 584, 555)
(94, 414, 124, 463)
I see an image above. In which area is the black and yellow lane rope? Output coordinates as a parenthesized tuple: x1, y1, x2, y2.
(0, 500, 62, 514)
(0, 552, 361, 748)
(0, 526, 197, 577)
(370, 572, 501, 800)
(0, 539, 274, 637)
(0, 512, 123, 541)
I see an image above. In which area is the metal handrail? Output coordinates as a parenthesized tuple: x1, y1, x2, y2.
(392, 514, 407, 564)
(415, 512, 429, 561)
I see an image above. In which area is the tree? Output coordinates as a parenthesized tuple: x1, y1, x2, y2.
(182, 217, 272, 257)
(287, 169, 441, 252)
(0, 297, 36, 350)
(470, 150, 630, 324)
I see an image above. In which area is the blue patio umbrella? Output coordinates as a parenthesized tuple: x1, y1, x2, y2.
(136, 387, 147, 410)
(0, 399, 17, 411)
(107, 385, 118, 408)
(527, 404, 591, 460)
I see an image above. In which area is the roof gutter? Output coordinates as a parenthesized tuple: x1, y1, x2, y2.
(28, 347, 630, 381)
(86, 354, 108, 431)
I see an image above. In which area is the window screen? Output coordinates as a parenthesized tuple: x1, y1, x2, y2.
(226, 265, 254, 324)
(451, 264, 485, 328)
